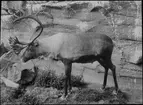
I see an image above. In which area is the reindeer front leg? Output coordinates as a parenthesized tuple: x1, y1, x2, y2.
(60, 61, 72, 100)
(68, 63, 72, 94)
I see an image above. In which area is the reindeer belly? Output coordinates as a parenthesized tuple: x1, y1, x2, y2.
(73, 55, 98, 63)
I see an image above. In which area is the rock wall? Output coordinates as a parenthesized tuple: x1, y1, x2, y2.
(0, 1, 142, 87)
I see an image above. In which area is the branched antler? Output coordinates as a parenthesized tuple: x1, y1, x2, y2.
(9, 36, 27, 55)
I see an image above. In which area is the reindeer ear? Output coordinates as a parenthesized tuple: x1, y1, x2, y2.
(34, 41, 39, 47)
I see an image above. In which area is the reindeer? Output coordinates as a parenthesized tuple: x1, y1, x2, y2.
(10, 15, 119, 100)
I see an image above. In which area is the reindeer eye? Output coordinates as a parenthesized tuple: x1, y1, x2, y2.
(28, 46, 35, 51)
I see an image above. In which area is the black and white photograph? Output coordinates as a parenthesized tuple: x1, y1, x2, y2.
(1, 1, 142, 104)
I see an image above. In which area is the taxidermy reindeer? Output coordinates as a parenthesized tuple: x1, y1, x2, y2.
(10, 15, 119, 100)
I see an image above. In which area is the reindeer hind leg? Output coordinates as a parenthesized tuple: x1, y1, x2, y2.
(98, 58, 109, 90)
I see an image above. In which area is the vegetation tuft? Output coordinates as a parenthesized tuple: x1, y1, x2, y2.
(34, 68, 87, 90)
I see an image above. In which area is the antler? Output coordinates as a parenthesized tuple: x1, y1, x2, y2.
(9, 36, 27, 54)
(13, 15, 43, 45)
(9, 36, 28, 45)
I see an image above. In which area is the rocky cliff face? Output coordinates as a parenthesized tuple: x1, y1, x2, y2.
(1, 1, 142, 89)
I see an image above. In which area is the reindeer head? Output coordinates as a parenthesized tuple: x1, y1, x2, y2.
(12, 15, 44, 62)
(20, 40, 40, 62)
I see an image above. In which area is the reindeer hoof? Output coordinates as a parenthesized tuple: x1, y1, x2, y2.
(68, 89, 72, 95)
(100, 86, 105, 92)
(59, 95, 67, 100)
(112, 90, 118, 95)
